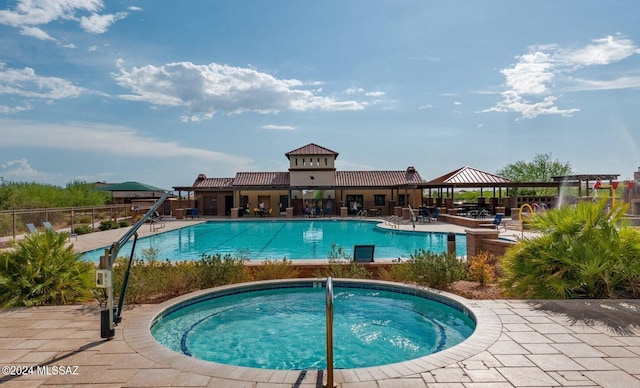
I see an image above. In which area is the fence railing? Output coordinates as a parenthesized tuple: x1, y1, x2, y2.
(0, 204, 137, 241)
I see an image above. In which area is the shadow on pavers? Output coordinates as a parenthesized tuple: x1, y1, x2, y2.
(529, 299, 640, 335)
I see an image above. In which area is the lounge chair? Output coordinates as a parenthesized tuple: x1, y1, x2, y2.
(26, 223, 37, 234)
(353, 244, 375, 263)
(479, 214, 505, 230)
(42, 221, 78, 240)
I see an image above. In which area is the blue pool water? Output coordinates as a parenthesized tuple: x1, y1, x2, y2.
(82, 220, 466, 262)
(151, 281, 476, 369)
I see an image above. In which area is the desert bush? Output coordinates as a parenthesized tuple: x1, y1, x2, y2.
(73, 225, 93, 235)
(407, 249, 467, 289)
(312, 258, 373, 279)
(501, 199, 640, 298)
(0, 230, 94, 307)
(250, 258, 301, 280)
(99, 220, 119, 231)
(76, 215, 93, 224)
(118, 220, 131, 228)
(195, 253, 249, 289)
(378, 260, 414, 282)
(110, 248, 199, 304)
(468, 251, 496, 286)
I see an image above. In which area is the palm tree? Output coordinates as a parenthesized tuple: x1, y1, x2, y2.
(501, 199, 640, 298)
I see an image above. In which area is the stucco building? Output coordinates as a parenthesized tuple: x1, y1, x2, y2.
(173, 143, 424, 217)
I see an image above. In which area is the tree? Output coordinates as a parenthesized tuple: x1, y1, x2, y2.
(497, 153, 571, 196)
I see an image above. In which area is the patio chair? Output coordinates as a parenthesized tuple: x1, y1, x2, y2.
(353, 245, 375, 263)
(42, 221, 78, 241)
(479, 214, 505, 231)
(26, 223, 37, 234)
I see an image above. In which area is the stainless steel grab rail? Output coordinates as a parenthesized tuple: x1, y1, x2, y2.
(325, 277, 335, 388)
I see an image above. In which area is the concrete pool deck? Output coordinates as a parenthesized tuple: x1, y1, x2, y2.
(2, 217, 639, 387)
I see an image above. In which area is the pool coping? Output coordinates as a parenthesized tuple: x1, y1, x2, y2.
(123, 278, 502, 385)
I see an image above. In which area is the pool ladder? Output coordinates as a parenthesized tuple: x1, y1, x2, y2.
(325, 277, 335, 388)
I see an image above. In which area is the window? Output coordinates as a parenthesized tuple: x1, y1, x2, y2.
(325, 158, 328, 166)
(374, 195, 385, 206)
(399, 194, 409, 206)
(295, 158, 298, 166)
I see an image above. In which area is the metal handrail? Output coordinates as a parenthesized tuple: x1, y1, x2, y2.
(325, 277, 334, 388)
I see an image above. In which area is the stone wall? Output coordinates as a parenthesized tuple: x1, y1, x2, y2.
(465, 228, 517, 258)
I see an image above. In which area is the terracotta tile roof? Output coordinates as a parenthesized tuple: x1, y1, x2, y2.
(192, 177, 234, 189)
(233, 172, 290, 187)
(285, 143, 339, 158)
(428, 166, 510, 185)
(336, 169, 423, 187)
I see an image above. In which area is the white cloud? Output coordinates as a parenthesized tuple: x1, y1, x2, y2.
(0, 64, 85, 99)
(567, 76, 640, 91)
(365, 91, 385, 97)
(0, 159, 58, 182)
(486, 35, 640, 120)
(262, 124, 296, 131)
(561, 35, 640, 66)
(128, 6, 143, 11)
(88, 45, 98, 51)
(453, 101, 462, 105)
(346, 87, 364, 94)
(113, 61, 366, 121)
(79, 12, 127, 34)
(0, 103, 33, 114)
(20, 26, 56, 41)
(419, 104, 433, 110)
(0, 119, 253, 167)
(0, 0, 127, 38)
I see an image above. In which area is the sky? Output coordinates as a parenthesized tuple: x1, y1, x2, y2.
(1, 0, 639, 190)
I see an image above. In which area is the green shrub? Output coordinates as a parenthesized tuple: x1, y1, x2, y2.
(312, 258, 372, 279)
(378, 261, 414, 283)
(99, 220, 119, 231)
(390, 249, 467, 289)
(109, 248, 199, 304)
(76, 215, 92, 224)
(73, 225, 93, 235)
(0, 230, 94, 307)
(118, 220, 131, 228)
(195, 253, 249, 288)
(250, 258, 300, 280)
(501, 199, 640, 298)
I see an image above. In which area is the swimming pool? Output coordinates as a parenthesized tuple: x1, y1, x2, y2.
(151, 279, 476, 370)
(82, 220, 466, 262)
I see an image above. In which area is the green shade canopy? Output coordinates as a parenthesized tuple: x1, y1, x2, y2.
(95, 181, 166, 192)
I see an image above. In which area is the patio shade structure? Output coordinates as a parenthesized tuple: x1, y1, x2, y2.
(424, 166, 512, 200)
(95, 181, 168, 204)
(95, 181, 167, 192)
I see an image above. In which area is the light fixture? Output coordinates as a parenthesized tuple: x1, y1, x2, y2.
(309, 176, 315, 180)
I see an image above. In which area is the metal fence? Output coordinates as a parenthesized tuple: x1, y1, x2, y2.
(0, 204, 136, 241)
